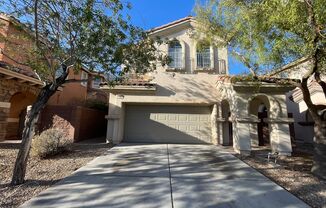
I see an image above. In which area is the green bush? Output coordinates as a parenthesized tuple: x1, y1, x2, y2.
(31, 128, 71, 158)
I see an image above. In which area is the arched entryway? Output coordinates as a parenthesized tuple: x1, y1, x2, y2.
(6, 91, 37, 139)
(221, 100, 233, 146)
(248, 95, 271, 147)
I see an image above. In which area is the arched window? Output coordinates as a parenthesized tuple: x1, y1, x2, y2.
(197, 43, 211, 68)
(168, 40, 183, 68)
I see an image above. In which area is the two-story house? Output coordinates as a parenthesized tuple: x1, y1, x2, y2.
(102, 16, 296, 156)
(0, 13, 43, 141)
(102, 16, 229, 144)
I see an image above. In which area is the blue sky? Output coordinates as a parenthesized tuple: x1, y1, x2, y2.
(126, 0, 248, 74)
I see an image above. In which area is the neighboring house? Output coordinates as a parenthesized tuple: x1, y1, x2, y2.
(48, 68, 107, 106)
(276, 57, 326, 143)
(0, 13, 107, 142)
(0, 14, 43, 141)
(101, 17, 295, 155)
(40, 67, 108, 142)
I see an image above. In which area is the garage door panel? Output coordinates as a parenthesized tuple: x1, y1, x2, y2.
(124, 105, 212, 144)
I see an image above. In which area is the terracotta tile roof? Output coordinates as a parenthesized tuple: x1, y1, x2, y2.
(100, 79, 155, 87)
(216, 75, 233, 83)
(216, 75, 299, 84)
(118, 79, 155, 87)
(149, 16, 193, 33)
(100, 76, 155, 87)
(0, 61, 40, 80)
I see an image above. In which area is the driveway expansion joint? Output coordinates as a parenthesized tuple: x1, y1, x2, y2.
(167, 144, 174, 208)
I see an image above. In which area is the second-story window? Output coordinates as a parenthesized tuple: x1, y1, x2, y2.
(81, 71, 88, 87)
(197, 44, 211, 68)
(92, 77, 101, 88)
(168, 40, 183, 69)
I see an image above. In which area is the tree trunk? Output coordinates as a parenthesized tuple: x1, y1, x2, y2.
(312, 119, 326, 180)
(11, 66, 68, 185)
(11, 86, 57, 185)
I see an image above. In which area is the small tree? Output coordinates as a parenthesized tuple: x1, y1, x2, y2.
(0, 0, 165, 185)
(195, 0, 326, 179)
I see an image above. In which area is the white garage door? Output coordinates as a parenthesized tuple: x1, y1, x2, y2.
(124, 105, 212, 144)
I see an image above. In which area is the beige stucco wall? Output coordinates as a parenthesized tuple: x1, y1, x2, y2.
(284, 59, 326, 143)
(105, 72, 222, 144)
(48, 70, 88, 106)
(104, 22, 228, 144)
(150, 22, 228, 74)
(217, 82, 294, 155)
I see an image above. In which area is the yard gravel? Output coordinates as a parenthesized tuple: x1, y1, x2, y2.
(0, 139, 110, 208)
(234, 146, 326, 208)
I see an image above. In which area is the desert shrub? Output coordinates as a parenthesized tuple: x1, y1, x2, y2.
(31, 128, 71, 158)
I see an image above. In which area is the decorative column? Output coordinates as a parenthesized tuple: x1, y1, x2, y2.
(211, 103, 218, 145)
(216, 103, 225, 145)
(106, 93, 118, 144)
(232, 95, 252, 155)
(210, 46, 215, 70)
(0, 101, 11, 141)
(268, 95, 293, 156)
(192, 41, 197, 72)
(106, 93, 124, 144)
(268, 118, 293, 156)
(233, 119, 251, 155)
(249, 119, 259, 147)
(180, 40, 187, 71)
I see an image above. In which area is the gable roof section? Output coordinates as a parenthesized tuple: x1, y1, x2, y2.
(149, 16, 194, 35)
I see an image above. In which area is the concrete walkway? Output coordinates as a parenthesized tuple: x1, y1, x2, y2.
(22, 144, 309, 208)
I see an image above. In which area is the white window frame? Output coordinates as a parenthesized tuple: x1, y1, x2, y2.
(92, 77, 101, 89)
(197, 46, 211, 69)
(168, 41, 183, 69)
(81, 71, 88, 87)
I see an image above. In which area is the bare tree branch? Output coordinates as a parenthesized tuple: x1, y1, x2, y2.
(232, 50, 257, 77)
(315, 72, 326, 97)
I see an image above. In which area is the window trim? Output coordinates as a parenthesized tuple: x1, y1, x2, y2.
(196, 45, 211, 69)
(81, 71, 88, 87)
(92, 77, 101, 89)
(168, 40, 183, 69)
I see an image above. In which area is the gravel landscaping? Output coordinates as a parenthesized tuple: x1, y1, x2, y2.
(234, 144, 326, 208)
(1, 140, 325, 208)
(0, 138, 110, 208)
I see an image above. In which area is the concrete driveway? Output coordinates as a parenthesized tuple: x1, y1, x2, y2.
(22, 144, 308, 208)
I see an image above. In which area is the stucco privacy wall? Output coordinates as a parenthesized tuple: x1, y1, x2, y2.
(39, 105, 107, 142)
(217, 82, 295, 155)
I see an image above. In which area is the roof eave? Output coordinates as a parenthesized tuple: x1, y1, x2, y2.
(148, 16, 195, 35)
(0, 67, 43, 86)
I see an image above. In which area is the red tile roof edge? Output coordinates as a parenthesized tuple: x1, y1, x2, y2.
(0, 61, 40, 80)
